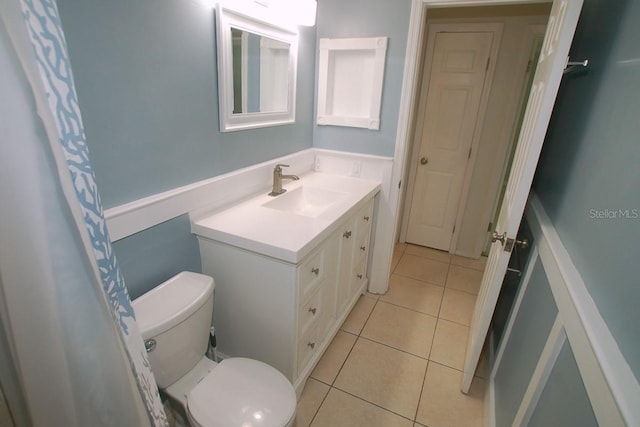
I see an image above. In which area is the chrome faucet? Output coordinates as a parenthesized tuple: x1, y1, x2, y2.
(269, 164, 299, 196)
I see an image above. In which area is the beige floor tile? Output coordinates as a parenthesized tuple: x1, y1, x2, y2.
(334, 338, 427, 419)
(395, 254, 449, 286)
(381, 274, 443, 317)
(439, 288, 477, 326)
(340, 294, 377, 335)
(416, 362, 484, 427)
(311, 388, 413, 427)
(296, 378, 330, 427)
(391, 250, 403, 273)
(451, 255, 487, 271)
(395, 242, 408, 253)
(429, 319, 469, 370)
(311, 331, 357, 385)
(366, 290, 382, 300)
(405, 244, 452, 264)
(361, 301, 436, 358)
(446, 265, 483, 295)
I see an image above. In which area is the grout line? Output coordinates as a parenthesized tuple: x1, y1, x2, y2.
(375, 299, 439, 320)
(304, 246, 487, 426)
(392, 271, 447, 288)
(413, 359, 431, 423)
(330, 386, 418, 424)
(306, 379, 331, 427)
(356, 335, 431, 362)
(389, 271, 446, 289)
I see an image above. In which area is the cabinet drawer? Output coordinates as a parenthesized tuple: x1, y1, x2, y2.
(298, 247, 326, 302)
(297, 324, 320, 376)
(298, 286, 322, 337)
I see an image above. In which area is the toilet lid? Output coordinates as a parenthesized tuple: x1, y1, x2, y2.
(187, 358, 296, 427)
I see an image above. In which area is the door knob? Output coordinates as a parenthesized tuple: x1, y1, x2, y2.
(491, 231, 506, 245)
(420, 157, 428, 165)
(492, 232, 529, 252)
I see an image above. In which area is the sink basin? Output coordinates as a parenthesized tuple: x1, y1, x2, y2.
(262, 186, 349, 218)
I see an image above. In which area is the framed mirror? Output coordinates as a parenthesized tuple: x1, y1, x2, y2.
(216, 4, 298, 132)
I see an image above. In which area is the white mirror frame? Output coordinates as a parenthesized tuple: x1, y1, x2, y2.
(216, 4, 298, 132)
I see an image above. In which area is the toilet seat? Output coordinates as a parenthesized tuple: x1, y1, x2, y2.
(187, 358, 296, 427)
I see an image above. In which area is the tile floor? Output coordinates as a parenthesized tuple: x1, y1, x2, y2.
(295, 243, 488, 427)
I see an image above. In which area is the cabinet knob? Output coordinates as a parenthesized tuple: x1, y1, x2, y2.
(343, 230, 352, 239)
(357, 273, 363, 279)
(363, 216, 370, 222)
(360, 245, 366, 251)
(307, 342, 316, 349)
(308, 307, 317, 315)
(311, 267, 320, 276)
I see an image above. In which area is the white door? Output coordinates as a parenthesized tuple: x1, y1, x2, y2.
(462, 0, 584, 393)
(406, 31, 494, 251)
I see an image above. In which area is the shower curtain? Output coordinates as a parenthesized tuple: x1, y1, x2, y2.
(0, 0, 166, 425)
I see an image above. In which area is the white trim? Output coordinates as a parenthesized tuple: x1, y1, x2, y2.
(489, 248, 539, 379)
(529, 194, 637, 426)
(105, 149, 315, 241)
(484, 331, 497, 427)
(487, 195, 639, 426)
(105, 148, 394, 295)
(512, 316, 566, 427)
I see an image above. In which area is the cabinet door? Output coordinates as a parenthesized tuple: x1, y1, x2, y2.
(335, 217, 357, 317)
(320, 232, 340, 338)
(351, 202, 373, 296)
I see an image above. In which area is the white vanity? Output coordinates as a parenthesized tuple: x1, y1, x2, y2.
(191, 172, 380, 394)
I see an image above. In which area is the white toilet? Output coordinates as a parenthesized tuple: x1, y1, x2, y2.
(132, 271, 296, 427)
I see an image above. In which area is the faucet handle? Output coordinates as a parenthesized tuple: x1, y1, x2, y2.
(275, 163, 290, 171)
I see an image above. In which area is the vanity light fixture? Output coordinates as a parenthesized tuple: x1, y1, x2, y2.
(217, 0, 316, 27)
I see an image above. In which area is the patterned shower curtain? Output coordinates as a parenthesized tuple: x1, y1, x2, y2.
(0, 0, 166, 424)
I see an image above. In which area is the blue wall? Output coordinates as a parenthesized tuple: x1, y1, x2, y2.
(533, 0, 639, 379)
(56, 0, 316, 297)
(57, 0, 316, 208)
(313, 0, 411, 157)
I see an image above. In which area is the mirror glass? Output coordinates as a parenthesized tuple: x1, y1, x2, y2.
(230, 28, 290, 114)
(216, 5, 298, 132)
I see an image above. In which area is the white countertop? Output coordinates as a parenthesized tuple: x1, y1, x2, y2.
(191, 172, 381, 263)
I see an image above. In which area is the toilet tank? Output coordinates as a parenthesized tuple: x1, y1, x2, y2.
(132, 272, 215, 388)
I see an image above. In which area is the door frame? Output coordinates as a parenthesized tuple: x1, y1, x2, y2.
(379, 0, 561, 290)
(400, 22, 503, 252)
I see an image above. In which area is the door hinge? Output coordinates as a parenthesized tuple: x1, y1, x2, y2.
(398, 180, 402, 189)
(468, 146, 472, 159)
(487, 222, 493, 232)
(486, 57, 490, 71)
(526, 59, 532, 73)
(452, 224, 456, 234)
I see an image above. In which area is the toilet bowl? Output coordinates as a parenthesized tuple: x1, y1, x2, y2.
(132, 272, 296, 427)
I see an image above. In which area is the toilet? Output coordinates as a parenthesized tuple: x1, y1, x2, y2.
(132, 272, 296, 427)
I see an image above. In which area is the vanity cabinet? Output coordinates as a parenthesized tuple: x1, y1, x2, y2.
(196, 197, 375, 394)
